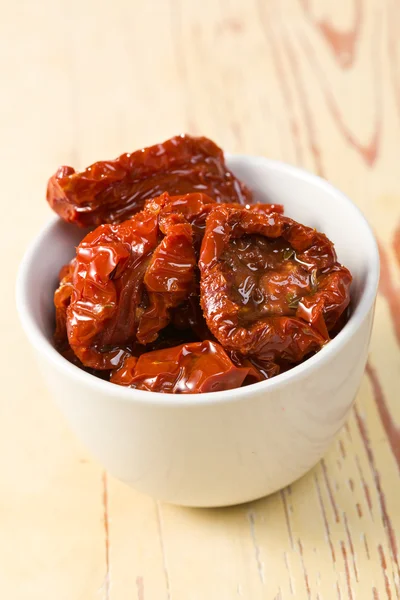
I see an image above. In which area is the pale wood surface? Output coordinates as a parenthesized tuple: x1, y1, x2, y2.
(1, 1, 400, 598)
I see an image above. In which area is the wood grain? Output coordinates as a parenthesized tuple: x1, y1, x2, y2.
(1, 0, 399, 598)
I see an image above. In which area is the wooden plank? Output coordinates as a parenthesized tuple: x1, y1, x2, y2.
(106, 479, 168, 600)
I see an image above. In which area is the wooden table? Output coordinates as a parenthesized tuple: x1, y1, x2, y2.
(2, 1, 400, 598)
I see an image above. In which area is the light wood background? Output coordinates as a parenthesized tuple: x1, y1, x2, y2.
(1, 1, 399, 598)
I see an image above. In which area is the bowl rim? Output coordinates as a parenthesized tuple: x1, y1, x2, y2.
(16, 157, 380, 407)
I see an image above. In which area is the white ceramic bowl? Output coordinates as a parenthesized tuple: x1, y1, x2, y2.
(16, 157, 379, 507)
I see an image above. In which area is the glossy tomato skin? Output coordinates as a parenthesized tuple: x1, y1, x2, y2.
(64, 199, 200, 370)
(46, 135, 253, 227)
(199, 205, 352, 363)
(57, 192, 214, 371)
(66, 211, 159, 369)
(110, 340, 260, 393)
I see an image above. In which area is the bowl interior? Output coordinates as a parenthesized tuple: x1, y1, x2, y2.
(19, 157, 378, 393)
(26, 220, 84, 341)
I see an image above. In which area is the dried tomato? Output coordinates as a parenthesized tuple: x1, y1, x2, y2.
(110, 340, 260, 393)
(66, 206, 196, 370)
(66, 212, 157, 369)
(47, 135, 253, 227)
(199, 205, 352, 362)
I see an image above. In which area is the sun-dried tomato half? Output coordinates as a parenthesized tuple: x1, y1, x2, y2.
(47, 135, 253, 227)
(66, 205, 196, 370)
(66, 211, 158, 369)
(199, 205, 352, 362)
(110, 340, 260, 393)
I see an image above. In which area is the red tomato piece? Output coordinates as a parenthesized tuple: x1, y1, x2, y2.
(110, 340, 260, 393)
(199, 205, 352, 362)
(47, 135, 253, 227)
